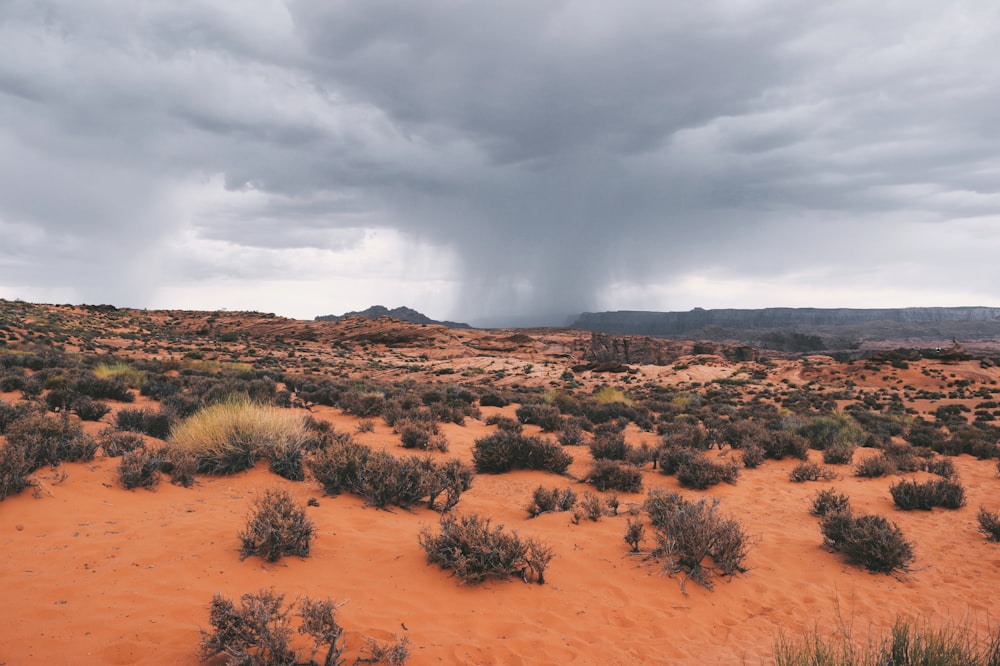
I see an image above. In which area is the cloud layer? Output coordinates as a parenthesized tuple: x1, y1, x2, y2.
(2, 1, 999, 323)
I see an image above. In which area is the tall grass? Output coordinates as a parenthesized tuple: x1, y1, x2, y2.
(93, 362, 145, 389)
(593, 386, 632, 405)
(167, 397, 310, 475)
(771, 617, 1000, 665)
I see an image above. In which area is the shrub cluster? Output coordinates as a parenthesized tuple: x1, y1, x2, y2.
(116, 407, 173, 439)
(675, 454, 739, 489)
(810, 489, 852, 517)
(889, 478, 966, 511)
(820, 510, 914, 573)
(419, 513, 553, 584)
(789, 462, 837, 483)
(396, 420, 447, 452)
(201, 589, 408, 666)
(977, 507, 1000, 542)
(472, 431, 572, 474)
(307, 438, 472, 512)
(515, 403, 564, 432)
(238, 488, 314, 562)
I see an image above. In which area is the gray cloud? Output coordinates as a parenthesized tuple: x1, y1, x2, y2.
(1, 1, 999, 322)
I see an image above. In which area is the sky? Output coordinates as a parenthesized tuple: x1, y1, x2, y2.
(1, 1, 999, 326)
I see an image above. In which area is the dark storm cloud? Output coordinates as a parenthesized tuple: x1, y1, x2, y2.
(1, 1, 999, 320)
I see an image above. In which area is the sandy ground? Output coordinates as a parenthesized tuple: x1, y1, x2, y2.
(2, 407, 999, 665)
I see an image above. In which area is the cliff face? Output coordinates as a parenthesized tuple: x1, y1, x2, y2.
(315, 305, 470, 329)
(571, 307, 1000, 346)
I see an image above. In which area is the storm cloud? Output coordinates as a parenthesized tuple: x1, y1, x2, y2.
(2, 1, 999, 324)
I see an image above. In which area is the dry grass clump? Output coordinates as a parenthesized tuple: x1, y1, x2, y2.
(168, 397, 310, 476)
(92, 361, 145, 388)
(418, 513, 552, 585)
(772, 616, 1000, 666)
(238, 488, 314, 562)
(889, 477, 966, 511)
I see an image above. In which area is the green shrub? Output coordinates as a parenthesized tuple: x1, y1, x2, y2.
(587, 459, 643, 493)
(472, 431, 571, 474)
(238, 488, 314, 562)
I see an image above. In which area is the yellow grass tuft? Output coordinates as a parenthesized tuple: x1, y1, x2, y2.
(167, 397, 310, 475)
(93, 361, 145, 388)
(593, 385, 632, 405)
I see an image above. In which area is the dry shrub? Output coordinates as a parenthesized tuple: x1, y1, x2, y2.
(238, 488, 314, 562)
(924, 457, 957, 479)
(589, 425, 630, 461)
(418, 513, 551, 584)
(890, 478, 966, 511)
(676, 454, 739, 489)
(651, 495, 752, 591)
(0, 444, 35, 500)
(307, 438, 370, 496)
(624, 517, 645, 552)
(572, 491, 606, 523)
(810, 488, 852, 517)
(100, 430, 146, 457)
(820, 510, 914, 573)
(472, 430, 571, 474)
(527, 486, 577, 518)
(115, 407, 173, 439)
(790, 462, 837, 483)
(977, 506, 1000, 542)
(855, 452, 896, 478)
(396, 420, 447, 452)
(822, 443, 857, 465)
(118, 447, 162, 490)
(587, 459, 643, 493)
(169, 397, 310, 476)
(200, 590, 389, 666)
(657, 445, 698, 475)
(741, 443, 765, 469)
(4, 413, 97, 473)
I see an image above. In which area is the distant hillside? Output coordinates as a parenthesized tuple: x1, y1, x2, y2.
(572, 307, 1000, 352)
(315, 305, 470, 329)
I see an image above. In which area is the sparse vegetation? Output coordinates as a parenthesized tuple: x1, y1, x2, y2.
(238, 488, 314, 562)
(790, 462, 837, 483)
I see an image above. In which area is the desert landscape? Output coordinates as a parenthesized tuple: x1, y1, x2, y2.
(2, 298, 1000, 665)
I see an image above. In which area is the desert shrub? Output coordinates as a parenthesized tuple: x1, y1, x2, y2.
(854, 452, 897, 478)
(924, 457, 957, 478)
(977, 507, 1000, 542)
(73, 374, 134, 403)
(882, 442, 925, 472)
(651, 496, 751, 591)
(905, 421, 949, 452)
(118, 447, 162, 490)
(588, 425, 630, 461)
(762, 430, 811, 461)
(423, 458, 474, 513)
(810, 488, 852, 517)
(353, 452, 429, 510)
(801, 413, 866, 451)
(572, 491, 606, 523)
(527, 486, 577, 517)
(822, 442, 857, 465)
(397, 420, 447, 452)
(0, 444, 35, 500)
(115, 407, 173, 439)
(558, 420, 586, 446)
(139, 377, 182, 400)
(890, 478, 966, 511)
(789, 462, 837, 483)
(657, 445, 698, 475)
(0, 399, 38, 434)
(307, 438, 371, 496)
(418, 513, 550, 584)
(587, 459, 643, 493)
(820, 511, 914, 573)
(169, 397, 310, 476)
(515, 403, 563, 432)
(159, 446, 197, 487)
(741, 443, 765, 469)
(676, 454, 740, 489)
(238, 488, 314, 562)
(200, 590, 378, 666)
(4, 413, 98, 468)
(472, 430, 572, 474)
(624, 517, 645, 552)
(44, 387, 78, 412)
(644, 488, 688, 528)
(72, 396, 111, 422)
(661, 422, 716, 450)
(479, 392, 509, 408)
(484, 414, 523, 433)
